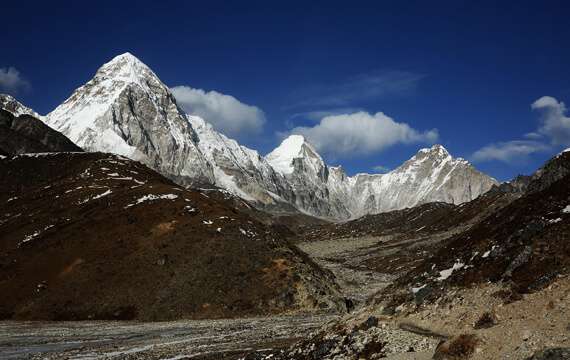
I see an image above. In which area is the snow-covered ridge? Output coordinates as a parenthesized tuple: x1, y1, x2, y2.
(187, 114, 290, 204)
(9, 52, 497, 220)
(0, 94, 41, 118)
(269, 137, 498, 219)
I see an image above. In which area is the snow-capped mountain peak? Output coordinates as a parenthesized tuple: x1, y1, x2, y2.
(420, 143, 449, 153)
(344, 145, 497, 217)
(36, 52, 498, 220)
(0, 94, 41, 118)
(416, 144, 452, 161)
(45, 53, 214, 185)
(95, 52, 164, 91)
(266, 135, 324, 175)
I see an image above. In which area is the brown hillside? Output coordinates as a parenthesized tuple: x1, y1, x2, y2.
(0, 152, 343, 321)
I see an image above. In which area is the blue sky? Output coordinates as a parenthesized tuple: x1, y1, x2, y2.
(2, 0, 570, 181)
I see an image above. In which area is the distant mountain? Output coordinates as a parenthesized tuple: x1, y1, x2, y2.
(0, 94, 41, 118)
(187, 115, 295, 210)
(34, 52, 496, 219)
(267, 135, 498, 219)
(0, 101, 81, 155)
(267, 135, 351, 219)
(383, 149, 570, 305)
(347, 144, 498, 217)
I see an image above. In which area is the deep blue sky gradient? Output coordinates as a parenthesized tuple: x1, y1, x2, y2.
(3, 0, 570, 180)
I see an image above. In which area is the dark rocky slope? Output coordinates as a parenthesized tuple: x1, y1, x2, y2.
(0, 152, 343, 321)
(376, 151, 570, 308)
(0, 109, 82, 155)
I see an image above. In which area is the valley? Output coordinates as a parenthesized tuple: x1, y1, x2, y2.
(1, 51, 569, 359)
(0, 224, 460, 360)
(0, 314, 339, 359)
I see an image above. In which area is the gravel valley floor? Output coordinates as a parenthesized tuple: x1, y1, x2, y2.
(0, 235, 421, 359)
(0, 314, 339, 359)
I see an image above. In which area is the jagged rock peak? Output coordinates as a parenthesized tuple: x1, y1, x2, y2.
(0, 94, 41, 118)
(95, 52, 160, 86)
(417, 144, 451, 158)
(45, 52, 214, 185)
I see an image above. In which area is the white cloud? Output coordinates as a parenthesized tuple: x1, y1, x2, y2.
(0, 67, 30, 95)
(531, 96, 570, 146)
(171, 86, 265, 137)
(372, 165, 390, 173)
(289, 107, 364, 122)
(472, 96, 570, 163)
(472, 140, 550, 163)
(286, 111, 438, 157)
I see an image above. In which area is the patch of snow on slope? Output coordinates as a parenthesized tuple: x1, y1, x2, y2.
(79, 189, 112, 204)
(437, 260, 465, 281)
(20, 225, 54, 245)
(93, 189, 112, 200)
(411, 284, 427, 294)
(125, 194, 178, 208)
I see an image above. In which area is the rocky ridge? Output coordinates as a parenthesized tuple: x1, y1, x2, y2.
(0, 107, 82, 155)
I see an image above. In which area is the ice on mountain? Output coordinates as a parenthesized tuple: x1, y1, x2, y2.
(124, 194, 178, 208)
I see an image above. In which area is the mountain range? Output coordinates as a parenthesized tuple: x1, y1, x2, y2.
(1, 53, 497, 220)
(3, 52, 569, 359)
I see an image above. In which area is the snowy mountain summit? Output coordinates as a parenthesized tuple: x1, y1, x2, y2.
(347, 143, 497, 217)
(45, 52, 214, 185)
(265, 136, 497, 219)
(266, 135, 325, 176)
(37, 52, 496, 219)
